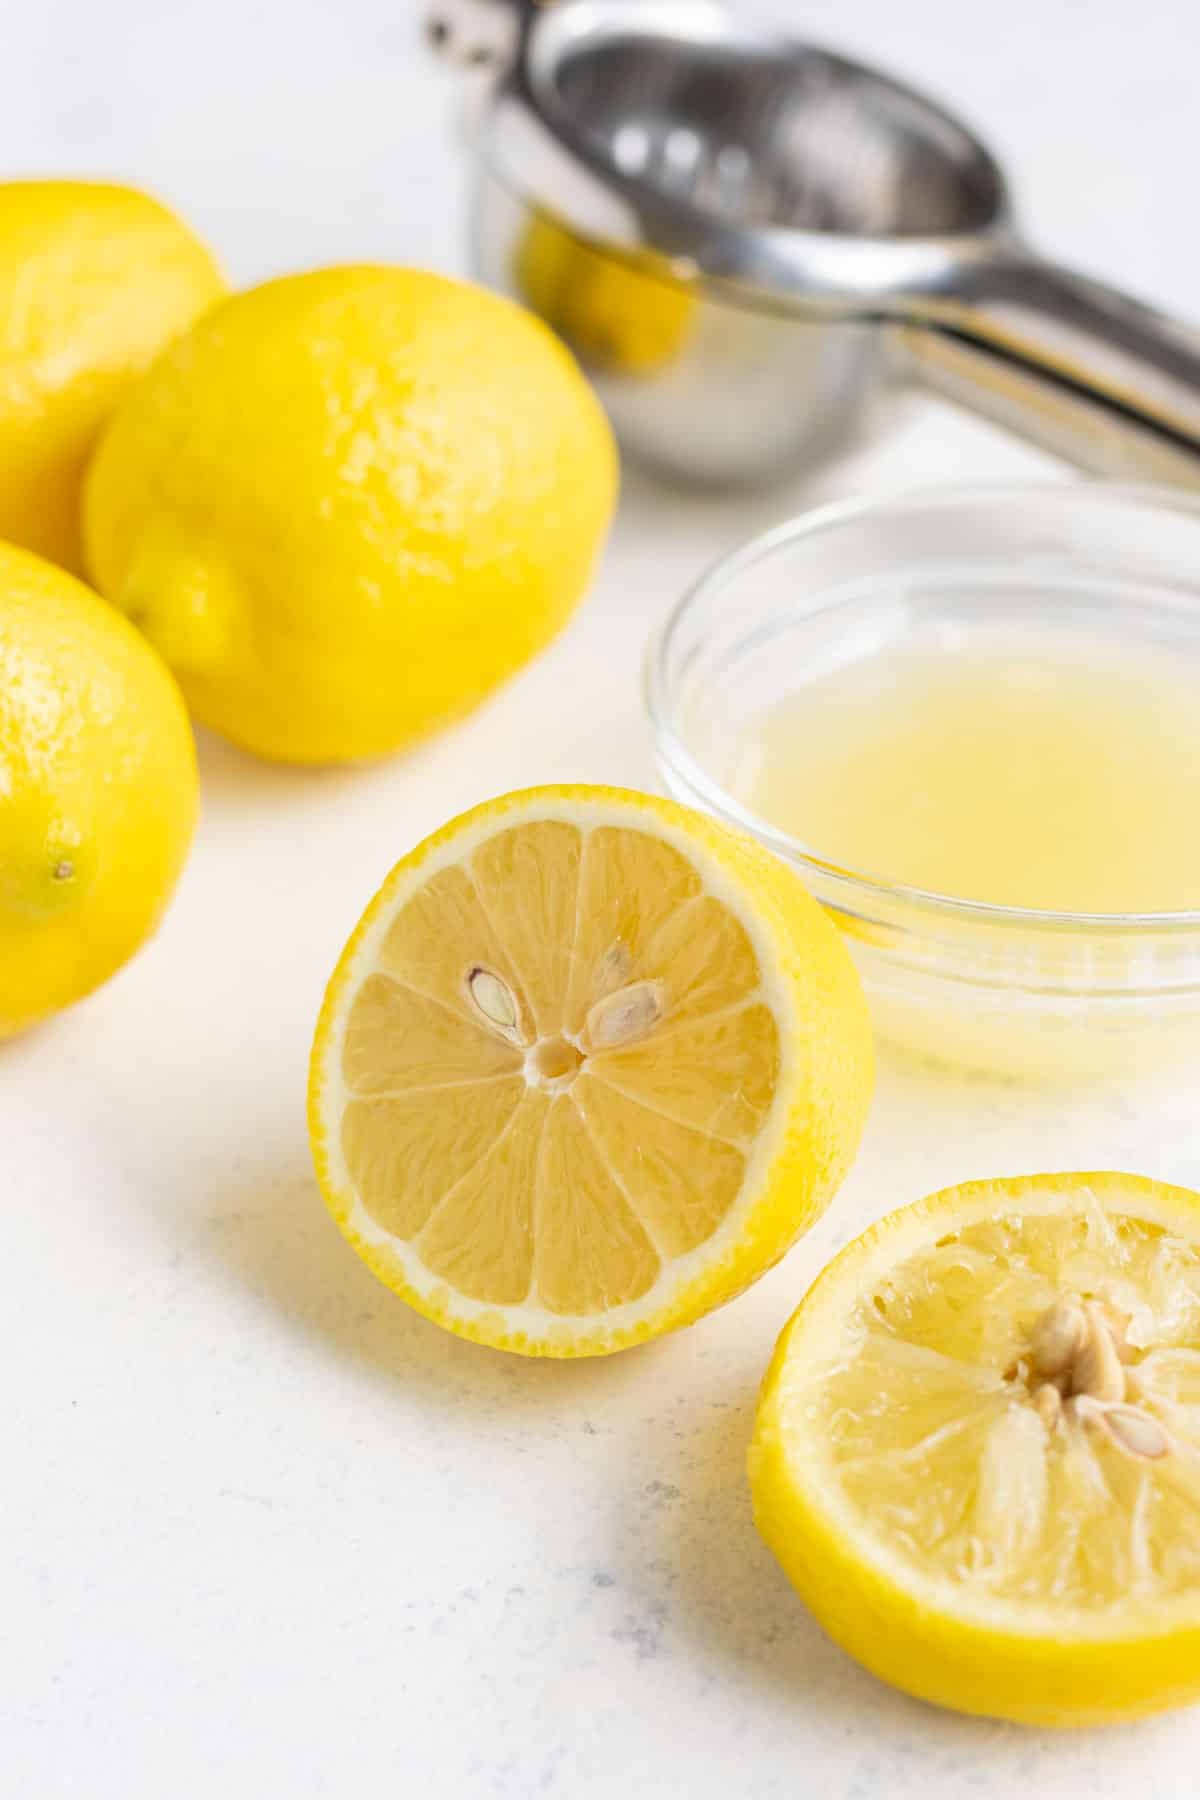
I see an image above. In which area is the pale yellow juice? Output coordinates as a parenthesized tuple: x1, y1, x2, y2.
(737, 628, 1200, 914)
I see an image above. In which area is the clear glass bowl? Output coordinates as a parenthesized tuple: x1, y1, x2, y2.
(646, 483, 1200, 1079)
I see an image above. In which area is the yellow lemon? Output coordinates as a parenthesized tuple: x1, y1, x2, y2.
(515, 212, 694, 375)
(750, 1172, 1200, 1725)
(0, 180, 224, 573)
(308, 785, 873, 1356)
(84, 267, 618, 764)
(0, 541, 197, 1036)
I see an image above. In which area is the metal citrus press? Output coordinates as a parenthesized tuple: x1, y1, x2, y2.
(427, 0, 1200, 487)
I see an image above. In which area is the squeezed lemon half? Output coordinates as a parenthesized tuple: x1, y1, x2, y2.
(751, 1172, 1200, 1725)
(309, 786, 872, 1356)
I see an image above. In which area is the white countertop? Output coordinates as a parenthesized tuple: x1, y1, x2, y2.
(5, 2, 1200, 1794)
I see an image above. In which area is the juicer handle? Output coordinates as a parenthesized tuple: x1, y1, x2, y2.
(422, 0, 546, 72)
(894, 255, 1200, 487)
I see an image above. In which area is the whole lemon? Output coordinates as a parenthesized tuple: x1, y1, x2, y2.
(0, 541, 198, 1037)
(0, 181, 224, 573)
(84, 266, 619, 764)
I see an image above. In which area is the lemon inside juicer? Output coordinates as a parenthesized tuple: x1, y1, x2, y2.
(440, 0, 1200, 489)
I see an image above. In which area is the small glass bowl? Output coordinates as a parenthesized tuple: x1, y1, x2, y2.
(646, 483, 1200, 1079)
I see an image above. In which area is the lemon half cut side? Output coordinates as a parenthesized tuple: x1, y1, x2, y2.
(751, 1172, 1200, 1726)
(309, 786, 873, 1357)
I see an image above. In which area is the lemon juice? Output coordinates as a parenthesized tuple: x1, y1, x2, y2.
(739, 626, 1200, 914)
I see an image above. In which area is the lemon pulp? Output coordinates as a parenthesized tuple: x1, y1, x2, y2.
(342, 817, 778, 1312)
(820, 1200, 1200, 1608)
(740, 626, 1200, 914)
(309, 787, 873, 1356)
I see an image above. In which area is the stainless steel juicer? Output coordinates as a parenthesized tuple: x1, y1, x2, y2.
(427, 0, 1200, 487)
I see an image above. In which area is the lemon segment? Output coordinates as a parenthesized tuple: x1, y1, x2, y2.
(750, 1172, 1200, 1725)
(309, 786, 873, 1356)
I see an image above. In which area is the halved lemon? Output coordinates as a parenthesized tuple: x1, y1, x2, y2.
(309, 785, 873, 1356)
(750, 1172, 1200, 1725)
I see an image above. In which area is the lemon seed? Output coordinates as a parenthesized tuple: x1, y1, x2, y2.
(1101, 1404, 1171, 1461)
(1030, 1297, 1088, 1378)
(585, 979, 665, 1050)
(1074, 1302, 1126, 1404)
(596, 940, 632, 992)
(466, 965, 524, 1041)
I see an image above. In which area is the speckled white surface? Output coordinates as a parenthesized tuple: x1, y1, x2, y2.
(4, 2, 1200, 1794)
